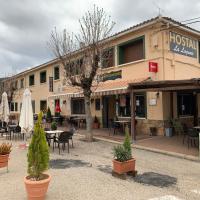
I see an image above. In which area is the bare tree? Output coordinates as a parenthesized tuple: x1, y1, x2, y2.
(49, 5, 115, 141)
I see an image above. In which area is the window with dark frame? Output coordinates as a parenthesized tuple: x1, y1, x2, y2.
(54, 66, 60, 80)
(177, 93, 194, 116)
(20, 78, 24, 88)
(101, 48, 114, 68)
(32, 100, 35, 114)
(118, 94, 131, 117)
(10, 102, 14, 112)
(71, 98, 85, 114)
(29, 74, 35, 86)
(118, 37, 144, 65)
(14, 102, 18, 112)
(40, 71, 46, 83)
(135, 94, 146, 118)
(40, 100, 47, 112)
(95, 98, 100, 110)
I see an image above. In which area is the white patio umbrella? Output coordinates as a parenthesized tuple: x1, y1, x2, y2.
(0, 92, 10, 125)
(19, 88, 34, 140)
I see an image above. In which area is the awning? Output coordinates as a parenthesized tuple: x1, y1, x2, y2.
(48, 77, 150, 100)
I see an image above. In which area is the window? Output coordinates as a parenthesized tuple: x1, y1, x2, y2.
(29, 74, 35, 86)
(101, 48, 114, 68)
(14, 81, 18, 89)
(40, 100, 47, 112)
(117, 94, 131, 117)
(32, 100, 35, 113)
(71, 98, 85, 114)
(136, 93, 146, 118)
(10, 102, 18, 112)
(20, 78, 24, 88)
(54, 66, 60, 80)
(118, 37, 144, 65)
(177, 93, 194, 116)
(10, 102, 14, 111)
(15, 102, 18, 111)
(40, 71, 46, 83)
(95, 99, 100, 110)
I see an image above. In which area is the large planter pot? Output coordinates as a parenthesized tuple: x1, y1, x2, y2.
(0, 154, 9, 168)
(113, 158, 136, 174)
(24, 174, 51, 200)
(93, 123, 99, 129)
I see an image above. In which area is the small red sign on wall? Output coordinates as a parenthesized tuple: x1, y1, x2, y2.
(149, 62, 158, 73)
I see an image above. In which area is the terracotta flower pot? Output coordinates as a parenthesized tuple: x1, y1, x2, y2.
(0, 154, 9, 168)
(24, 174, 51, 200)
(93, 123, 99, 129)
(113, 158, 136, 174)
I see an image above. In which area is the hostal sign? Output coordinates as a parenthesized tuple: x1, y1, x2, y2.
(169, 32, 198, 58)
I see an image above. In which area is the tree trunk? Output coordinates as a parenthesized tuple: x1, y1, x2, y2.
(84, 95, 93, 142)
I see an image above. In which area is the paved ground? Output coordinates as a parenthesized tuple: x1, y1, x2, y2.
(0, 135, 200, 200)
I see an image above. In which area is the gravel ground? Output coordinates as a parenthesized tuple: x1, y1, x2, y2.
(0, 134, 200, 200)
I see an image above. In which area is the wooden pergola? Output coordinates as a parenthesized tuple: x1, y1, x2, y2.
(128, 78, 200, 143)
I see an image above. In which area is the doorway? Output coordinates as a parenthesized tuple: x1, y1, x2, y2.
(102, 95, 116, 128)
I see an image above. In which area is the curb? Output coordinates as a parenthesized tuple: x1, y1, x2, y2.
(81, 134, 200, 163)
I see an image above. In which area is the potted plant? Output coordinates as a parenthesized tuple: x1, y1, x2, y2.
(51, 121, 57, 130)
(0, 143, 12, 172)
(164, 119, 173, 137)
(24, 112, 50, 200)
(113, 131, 135, 174)
(93, 116, 99, 129)
(46, 107, 52, 123)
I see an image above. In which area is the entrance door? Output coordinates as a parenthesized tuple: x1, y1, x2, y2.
(102, 95, 116, 128)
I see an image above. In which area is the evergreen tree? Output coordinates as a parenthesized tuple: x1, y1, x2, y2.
(27, 112, 49, 180)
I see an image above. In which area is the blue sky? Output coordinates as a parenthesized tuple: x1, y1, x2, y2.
(0, 0, 200, 77)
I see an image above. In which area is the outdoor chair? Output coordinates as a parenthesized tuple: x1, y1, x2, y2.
(187, 128, 199, 148)
(66, 127, 75, 148)
(44, 128, 54, 147)
(182, 123, 189, 144)
(12, 125, 24, 140)
(53, 132, 70, 154)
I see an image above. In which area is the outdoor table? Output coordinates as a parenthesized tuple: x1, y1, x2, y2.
(114, 120, 130, 134)
(45, 130, 64, 137)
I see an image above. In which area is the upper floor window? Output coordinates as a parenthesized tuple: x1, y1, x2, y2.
(29, 74, 35, 86)
(40, 71, 46, 84)
(118, 36, 145, 65)
(54, 66, 60, 80)
(20, 78, 24, 88)
(101, 48, 114, 68)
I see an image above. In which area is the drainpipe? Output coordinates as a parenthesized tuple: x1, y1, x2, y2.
(161, 31, 165, 80)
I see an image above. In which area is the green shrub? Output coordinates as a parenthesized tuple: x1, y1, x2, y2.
(0, 143, 12, 155)
(113, 131, 132, 162)
(51, 121, 57, 130)
(27, 112, 49, 180)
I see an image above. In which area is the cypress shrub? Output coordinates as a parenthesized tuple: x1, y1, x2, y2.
(27, 112, 49, 180)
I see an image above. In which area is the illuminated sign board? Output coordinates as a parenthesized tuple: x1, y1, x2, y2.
(169, 32, 198, 58)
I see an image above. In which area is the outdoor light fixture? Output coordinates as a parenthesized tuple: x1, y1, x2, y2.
(156, 92, 159, 98)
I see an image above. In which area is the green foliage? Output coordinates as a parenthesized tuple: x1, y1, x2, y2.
(27, 112, 49, 180)
(0, 143, 12, 155)
(46, 107, 52, 119)
(51, 121, 57, 130)
(113, 131, 132, 162)
(123, 131, 132, 159)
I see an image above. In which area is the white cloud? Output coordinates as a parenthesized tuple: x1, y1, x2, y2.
(0, 0, 200, 77)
